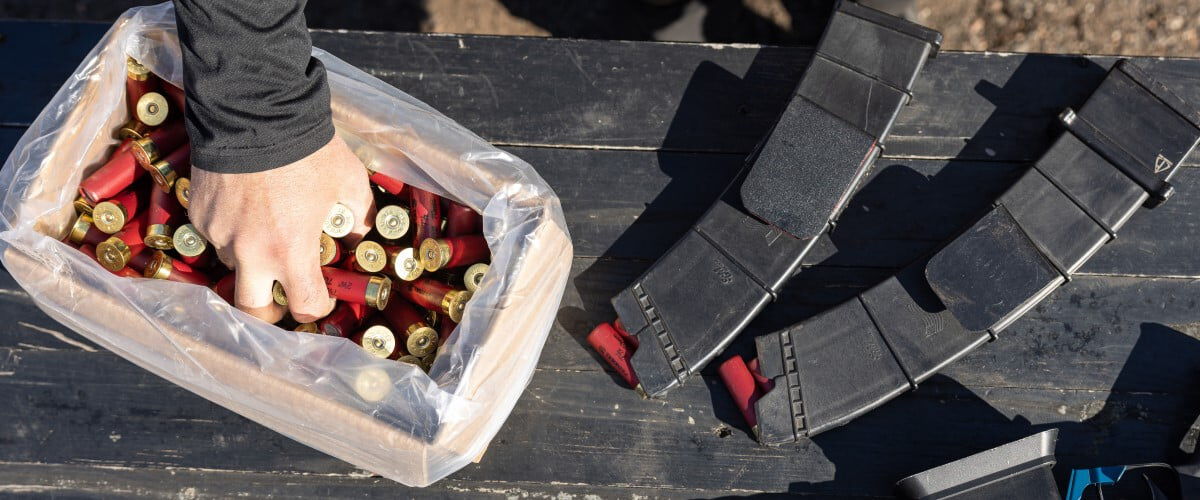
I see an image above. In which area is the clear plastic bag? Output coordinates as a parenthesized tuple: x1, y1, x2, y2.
(0, 3, 572, 486)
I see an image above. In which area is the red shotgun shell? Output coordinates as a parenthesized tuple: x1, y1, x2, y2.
(384, 245, 423, 282)
(319, 267, 391, 310)
(319, 301, 370, 337)
(125, 58, 156, 117)
(410, 188, 441, 250)
(380, 299, 439, 357)
(462, 262, 488, 292)
(68, 214, 108, 247)
(79, 244, 142, 278)
(350, 323, 403, 359)
(393, 277, 472, 323)
(368, 169, 406, 196)
(374, 204, 410, 240)
(135, 91, 169, 127)
(174, 177, 191, 210)
(79, 140, 144, 204)
(353, 240, 388, 273)
(718, 356, 763, 433)
(95, 214, 148, 272)
(437, 317, 457, 343)
(612, 318, 639, 350)
(146, 143, 190, 191)
(318, 233, 343, 266)
(211, 273, 236, 304)
(746, 358, 774, 394)
(419, 235, 488, 273)
(443, 200, 482, 237)
(131, 121, 187, 170)
(91, 187, 147, 234)
(587, 322, 639, 389)
(144, 251, 210, 285)
(144, 185, 184, 249)
(172, 223, 208, 259)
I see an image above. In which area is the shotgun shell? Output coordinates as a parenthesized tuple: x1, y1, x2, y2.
(162, 83, 186, 113)
(131, 121, 187, 169)
(410, 188, 441, 250)
(294, 322, 320, 334)
(117, 120, 149, 140)
(463, 262, 488, 292)
(351, 324, 400, 359)
(321, 267, 391, 310)
(380, 299, 438, 357)
(174, 177, 190, 210)
(95, 216, 148, 271)
(323, 203, 355, 238)
(144, 251, 209, 285)
(146, 143, 190, 191)
(746, 358, 774, 394)
(92, 188, 146, 234)
(318, 233, 342, 266)
(172, 223, 208, 257)
(374, 204, 410, 240)
(319, 301, 369, 337)
(353, 240, 387, 273)
(443, 200, 482, 237)
(587, 322, 639, 389)
(271, 281, 289, 307)
(353, 367, 392, 403)
(437, 317, 457, 343)
(718, 356, 763, 432)
(418, 354, 434, 373)
(135, 91, 169, 127)
(79, 139, 143, 203)
(394, 278, 473, 323)
(125, 57, 154, 115)
(385, 246, 424, 281)
(73, 196, 95, 216)
(211, 273, 236, 304)
(612, 319, 639, 350)
(367, 168, 406, 195)
(419, 235, 488, 272)
(128, 249, 155, 274)
(69, 214, 107, 247)
(179, 249, 211, 268)
(79, 244, 142, 278)
(397, 355, 422, 367)
(145, 186, 184, 249)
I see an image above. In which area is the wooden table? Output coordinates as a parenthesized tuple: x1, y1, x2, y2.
(3, 20, 1200, 499)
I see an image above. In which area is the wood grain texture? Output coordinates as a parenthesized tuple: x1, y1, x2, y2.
(4, 20, 1200, 499)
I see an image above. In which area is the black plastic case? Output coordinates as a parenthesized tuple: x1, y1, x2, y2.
(611, 0, 943, 398)
(749, 59, 1200, 445)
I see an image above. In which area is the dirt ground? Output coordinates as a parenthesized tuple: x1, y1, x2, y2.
(1, 0, 1198, 57)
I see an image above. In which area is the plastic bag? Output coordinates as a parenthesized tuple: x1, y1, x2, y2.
(0, 3, 572, 486)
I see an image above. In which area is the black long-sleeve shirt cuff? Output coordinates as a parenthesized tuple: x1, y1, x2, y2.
(173, 0, 333, 174)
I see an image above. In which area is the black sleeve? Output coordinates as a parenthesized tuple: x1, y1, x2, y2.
(172, 0, 334, 173)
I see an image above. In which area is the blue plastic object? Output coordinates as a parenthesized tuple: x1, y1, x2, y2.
(1065, 466, 1127, 500)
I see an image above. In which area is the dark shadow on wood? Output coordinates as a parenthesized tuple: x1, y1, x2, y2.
(708, 323, 1200, 498)
(555, 48, 806, 362)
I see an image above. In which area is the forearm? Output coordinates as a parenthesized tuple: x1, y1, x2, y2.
(172, 0, 333, 173)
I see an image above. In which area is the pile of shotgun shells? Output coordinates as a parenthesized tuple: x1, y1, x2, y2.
(65, 57, 489, 375)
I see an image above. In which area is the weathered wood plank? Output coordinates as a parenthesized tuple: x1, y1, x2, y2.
(0, 347, 1195, 497)
(4, 21, 1200, 164)
(0, 462, 772, 500)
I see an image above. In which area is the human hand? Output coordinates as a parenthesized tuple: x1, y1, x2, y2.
(189, 135, 375, 323)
